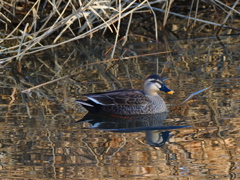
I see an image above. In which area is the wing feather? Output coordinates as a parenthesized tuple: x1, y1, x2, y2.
(84, 89, 150, 105)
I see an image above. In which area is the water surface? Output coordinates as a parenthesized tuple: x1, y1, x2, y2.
(0, 36, 240, 179)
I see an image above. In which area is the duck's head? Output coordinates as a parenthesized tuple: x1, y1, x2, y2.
(144, 74, 174, 95)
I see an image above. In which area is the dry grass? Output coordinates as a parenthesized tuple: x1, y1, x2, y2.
(0, 0, 240, 64)
(0, 0, 164, 63)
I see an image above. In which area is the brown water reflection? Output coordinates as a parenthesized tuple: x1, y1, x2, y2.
(0, 36, 240, 179)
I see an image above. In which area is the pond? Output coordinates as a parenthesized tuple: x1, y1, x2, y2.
(0, 34, 239, 179)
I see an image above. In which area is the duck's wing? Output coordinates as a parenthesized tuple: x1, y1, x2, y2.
(84, 89, 150, 106)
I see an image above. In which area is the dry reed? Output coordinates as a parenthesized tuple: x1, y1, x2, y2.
(1, 0, 239, 64)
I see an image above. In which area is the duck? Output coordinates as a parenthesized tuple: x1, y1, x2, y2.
(76, 74, 174, 115)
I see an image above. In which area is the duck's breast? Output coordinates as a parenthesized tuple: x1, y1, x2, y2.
(146, 95, 167, 113)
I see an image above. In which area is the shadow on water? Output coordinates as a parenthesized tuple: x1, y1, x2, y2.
(77, 112, 191, 147)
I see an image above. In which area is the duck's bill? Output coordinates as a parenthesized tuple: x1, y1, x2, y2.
(160, 84, 174, 94)
(167, 90, 174, 94)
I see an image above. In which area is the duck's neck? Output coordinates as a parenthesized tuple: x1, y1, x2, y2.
(144, 87, 160, 96)
(145, 90, 159, 96)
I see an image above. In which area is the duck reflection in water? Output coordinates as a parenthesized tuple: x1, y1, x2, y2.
(77, 112, 190, 147)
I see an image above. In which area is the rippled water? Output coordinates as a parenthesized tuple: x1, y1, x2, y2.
(0, 36, 240, 179)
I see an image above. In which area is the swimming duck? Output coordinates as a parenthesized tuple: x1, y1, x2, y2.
(76, 74, 174, 115)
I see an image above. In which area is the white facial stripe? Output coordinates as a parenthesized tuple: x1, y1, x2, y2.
(148, 78, 163, 84)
